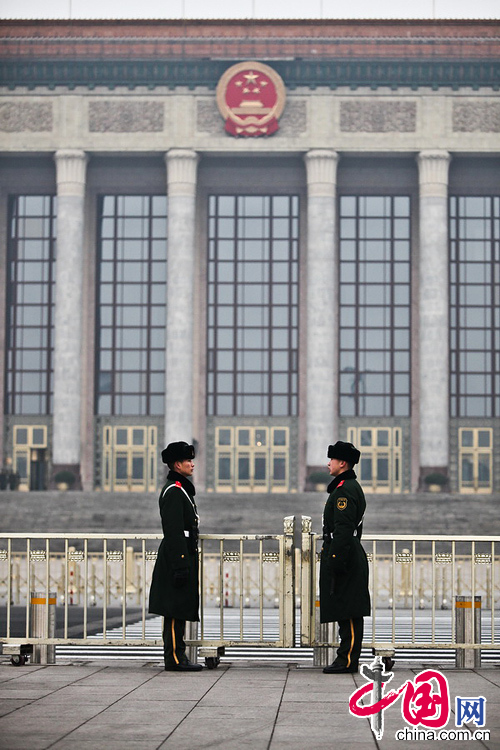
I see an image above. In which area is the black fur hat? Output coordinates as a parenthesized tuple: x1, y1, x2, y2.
(161, 441, 195, 465)
(327, 441, 360, 466)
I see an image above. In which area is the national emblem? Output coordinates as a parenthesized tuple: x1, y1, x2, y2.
(216, 61, 286, 137)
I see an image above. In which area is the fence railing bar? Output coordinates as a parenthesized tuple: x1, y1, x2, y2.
(219, 539, 224, 639)
(239, 539, 244, 641)
(83, 539, 88, 639)
(122, 539, 127, 640)
(25, 538, 30, 639)
(200, 537, 205, 640)
(491, 541, 495, 646)
(103, 538, 107, 638)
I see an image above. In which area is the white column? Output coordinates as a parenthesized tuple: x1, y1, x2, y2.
(53, 149, 88, 476)
(164, 149, 199, 447)
(417, 150, 451, 476)
(304, 150, 339, 468)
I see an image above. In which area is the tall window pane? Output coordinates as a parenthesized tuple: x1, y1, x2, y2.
(6, 196, 56, 415)
(207, 195, 299, 416)
(339, 196, 411, 417)
(450, 196, 500, 417)
(96, 195, 167, 416)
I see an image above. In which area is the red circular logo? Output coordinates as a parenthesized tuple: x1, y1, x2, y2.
(216, 61, 286, 137)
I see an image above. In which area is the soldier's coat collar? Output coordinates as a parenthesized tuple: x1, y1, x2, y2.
(167, 470, 196, 498)
(327, 468, 356, 494)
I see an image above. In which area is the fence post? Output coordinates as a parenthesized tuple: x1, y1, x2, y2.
(455, 595, 481, 668)
(301, 516, 335, 665)
(30, 591, 56, 664)
(125, 546, 137, 597)
(300, 516, 313, 647)
(283, 516, 296, 648)
(280, 516, 295, 648)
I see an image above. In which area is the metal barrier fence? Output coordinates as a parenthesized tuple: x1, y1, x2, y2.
(0, 518, 296, 665)
(300, 516, 500, 658)
(1, 516, 499, 665)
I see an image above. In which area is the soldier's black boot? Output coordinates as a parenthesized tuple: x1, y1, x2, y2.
(165, 658, 203, 672)
(163, 618, 203, 671)
(323, 660, 358, 674)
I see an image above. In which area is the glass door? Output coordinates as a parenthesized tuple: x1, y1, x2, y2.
(459, 428, 493, 494)
(102, 426, 157, 492)
(347, 426, 402, 493)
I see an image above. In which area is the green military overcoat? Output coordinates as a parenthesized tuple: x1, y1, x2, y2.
(148, 471, 200, 622)
(319, 469, 371, 623)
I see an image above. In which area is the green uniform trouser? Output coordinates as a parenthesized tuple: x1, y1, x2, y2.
(163, 617, 186, 667)
(336, 617, 364, 669)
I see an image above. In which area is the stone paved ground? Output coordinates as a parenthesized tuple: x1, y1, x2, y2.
(1, 490, 499, 536)
(0, 661, 499, 750)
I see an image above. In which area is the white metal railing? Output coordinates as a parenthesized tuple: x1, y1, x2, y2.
(0, 518, 296, 656)
(1, 518, 499, 664)
(300, 516, 500, 653)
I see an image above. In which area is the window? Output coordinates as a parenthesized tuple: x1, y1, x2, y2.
(207, 195, 299, 417)
(96, 196, 167, 416)
(339, 196, 411, 417)
(6, 196, 56, 415)
(450, 197, 500, 418)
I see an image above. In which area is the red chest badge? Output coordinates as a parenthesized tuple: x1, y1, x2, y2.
(216, 61, 286, 137)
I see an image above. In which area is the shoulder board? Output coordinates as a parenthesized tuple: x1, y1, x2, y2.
(175, 481, 182, 487)
(337, 480, 345, 488)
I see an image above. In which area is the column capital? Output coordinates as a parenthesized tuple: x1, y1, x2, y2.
(54, 150, 88, 196)
(165, 149, 199, 196)
(304, 149, 339, 197)
(417, 150, 451, 197)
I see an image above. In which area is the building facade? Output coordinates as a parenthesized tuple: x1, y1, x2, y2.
(0, 18, 499, 494)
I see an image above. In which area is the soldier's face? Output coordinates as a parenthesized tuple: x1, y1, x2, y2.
(328, 458, 346, 476)
(175, 459, 195, 477)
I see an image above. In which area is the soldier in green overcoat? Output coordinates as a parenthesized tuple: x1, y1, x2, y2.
(320, 441, 371, 674)
(149, 441, 203, 671)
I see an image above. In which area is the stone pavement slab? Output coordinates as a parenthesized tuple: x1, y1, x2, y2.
(0, 661, 499, 750)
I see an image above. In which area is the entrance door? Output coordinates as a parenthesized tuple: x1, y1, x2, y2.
(347, 426, 402, 493)
(459, 428, 493, 494)
(215, 426, 289, 492)
(102, 426, 157, 492)
(29, 448, 47, 491)
(13, 426, 48, 491)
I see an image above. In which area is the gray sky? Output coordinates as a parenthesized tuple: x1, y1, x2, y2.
(1, 0, 498, 19)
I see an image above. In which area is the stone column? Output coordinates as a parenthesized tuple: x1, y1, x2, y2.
(417, 150, 451, 486)
(164, 149, 199, 448)
(52, 149, 88, 488)
(304, 150, 339, 475)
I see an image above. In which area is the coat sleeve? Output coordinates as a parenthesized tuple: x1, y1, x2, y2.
(328, 491, 357, 572)
(159, 488, 189, 571)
